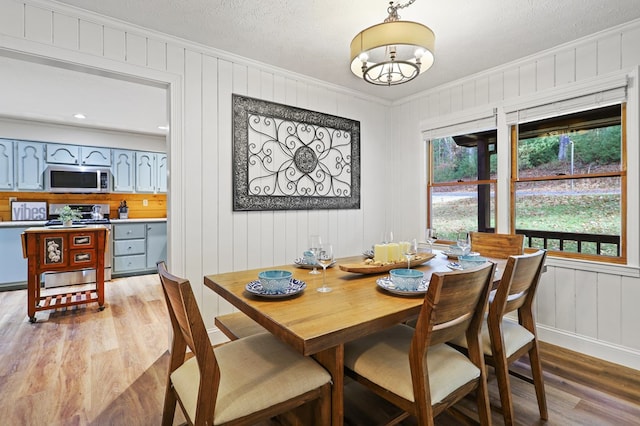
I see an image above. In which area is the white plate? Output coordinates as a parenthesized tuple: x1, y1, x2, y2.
(245, 278, 307, 298)
(447, 262, 464, 271)
(293, 258, 336, 269)
(376, 277, 429, 296)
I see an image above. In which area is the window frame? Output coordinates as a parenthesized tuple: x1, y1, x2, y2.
(509, 103, 627, 264)
(426, 133, 498, 243)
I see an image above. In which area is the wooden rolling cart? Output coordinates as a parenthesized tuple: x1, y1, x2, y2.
(21, 225, 108, 323)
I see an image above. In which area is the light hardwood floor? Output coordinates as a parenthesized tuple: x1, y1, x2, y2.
(0, 274, 638, 425)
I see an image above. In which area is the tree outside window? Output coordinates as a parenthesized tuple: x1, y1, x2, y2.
(427, 130, 497, 242)
(512, 104, 625, 262)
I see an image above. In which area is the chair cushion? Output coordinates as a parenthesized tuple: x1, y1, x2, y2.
(449, 317, 534, 357)
(344, 324, 480, 404)
(171, 333, 331, 425)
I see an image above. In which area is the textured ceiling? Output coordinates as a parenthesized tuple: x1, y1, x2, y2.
(53, 0, 640, 101)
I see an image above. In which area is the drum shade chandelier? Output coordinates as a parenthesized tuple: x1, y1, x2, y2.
(350, 0, 435, 86)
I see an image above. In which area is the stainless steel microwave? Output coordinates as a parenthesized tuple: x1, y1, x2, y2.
(44, 165, 112, 193)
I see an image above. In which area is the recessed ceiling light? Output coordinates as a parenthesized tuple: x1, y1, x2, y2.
(73, 113, 86, 119)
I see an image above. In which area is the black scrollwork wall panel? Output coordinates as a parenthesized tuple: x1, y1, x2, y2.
(233, 94, 361, 211)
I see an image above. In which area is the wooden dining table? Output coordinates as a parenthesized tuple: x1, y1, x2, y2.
(204, 251, 506, 425)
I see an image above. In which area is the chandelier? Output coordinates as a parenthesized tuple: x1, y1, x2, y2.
(350, 0, 435, 86)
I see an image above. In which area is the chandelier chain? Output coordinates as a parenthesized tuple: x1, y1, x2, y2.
(385, 0, 416, 22)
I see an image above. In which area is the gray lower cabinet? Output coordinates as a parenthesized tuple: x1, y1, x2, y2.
(112, 221, 166, 276)
(0, 226, 29, 290)
(146, 222, 167, 269)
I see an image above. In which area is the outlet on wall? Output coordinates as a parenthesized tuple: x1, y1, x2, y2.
(143, 199, 148, 207)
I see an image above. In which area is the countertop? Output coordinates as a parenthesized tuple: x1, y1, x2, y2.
(0, 218, 166, 228)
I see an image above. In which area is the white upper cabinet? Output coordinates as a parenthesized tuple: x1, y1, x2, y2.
(16, 141, 45, 190)
(135, 151, 166, 193)
(0, 139, 14, 190)
(81, 146, 111, 166)
(157, 153, 167, 193)
(112, 149, 135, 192)
(135, 151, 156, 193)
(46, 143, 111, 166)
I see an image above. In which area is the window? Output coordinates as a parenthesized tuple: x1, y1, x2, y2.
(511, 104, 626, 262)
(427, 130, 497, 242)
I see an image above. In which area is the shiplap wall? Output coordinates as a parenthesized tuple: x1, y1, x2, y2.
(1, 0, 639, 368)
(392, 20, 640, 368)
(0, 0, 393, 331)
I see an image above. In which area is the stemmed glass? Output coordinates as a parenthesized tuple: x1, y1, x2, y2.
(457, 232, 471, 255)
(382, 230, 394, 244)
(308, 235, 322, 275)
(425, 228, 437, 253)
(403, 238, 417, 269)
(316, 243, 334, 293)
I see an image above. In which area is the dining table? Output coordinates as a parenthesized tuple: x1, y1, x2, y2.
(203, 250, 507, 425)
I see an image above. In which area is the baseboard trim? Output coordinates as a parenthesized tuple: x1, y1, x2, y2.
(537, 324, 640, 370)
(209, 328, 231, 345)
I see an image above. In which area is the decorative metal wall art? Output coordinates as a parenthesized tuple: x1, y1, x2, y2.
(232, 94, 361, 211)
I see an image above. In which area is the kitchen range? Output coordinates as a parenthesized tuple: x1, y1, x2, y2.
(43, 203, 112, 288)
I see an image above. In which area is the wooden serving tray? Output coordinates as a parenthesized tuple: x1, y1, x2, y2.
(339, 253, 436, 274)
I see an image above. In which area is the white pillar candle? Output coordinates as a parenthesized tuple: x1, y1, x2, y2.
(387, 243, 400, 262)
(374, 244, 389, 263)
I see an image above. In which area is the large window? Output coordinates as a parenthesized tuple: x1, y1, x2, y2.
(512, 104, 626, 262)
(427, 130, 497, 242)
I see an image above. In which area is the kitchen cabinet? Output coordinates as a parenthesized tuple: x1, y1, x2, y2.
(0, 139, 14, 190)
(21, 226, 107, 322)
(16, 141, 45, 190)
(146, 221, 167, 268)
(46, 143, 111, 166)
(135, 151, 166, 193)
(112, 223, 147, 274)
(0, 226, 29, 289)
(135, 151, 155, 192)
(157, 153, 167, 193)
(112, 220, 166, 276)
(112, 149, 135, 192)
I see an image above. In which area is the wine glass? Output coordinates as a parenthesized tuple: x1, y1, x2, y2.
(425, 228, 437, 253)
(308, 235, 322, 275)
(457, 232, 471, 255)
(382, 230, 394, 244)
(317, 243, 334, 293)
(403, 238, 417, 269)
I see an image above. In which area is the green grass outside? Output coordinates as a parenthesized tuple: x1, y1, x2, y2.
(433, 193, 621, 256)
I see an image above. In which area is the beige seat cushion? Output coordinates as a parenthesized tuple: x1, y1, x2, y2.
(171, 333, 331, 425)
(344, 324, 480, 404)
(449, 317, 534, 357)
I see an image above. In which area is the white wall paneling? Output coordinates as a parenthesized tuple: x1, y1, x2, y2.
(395, 19, 640, 369)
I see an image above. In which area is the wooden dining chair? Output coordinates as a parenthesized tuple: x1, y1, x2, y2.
(344, 262, 496, 426)
(449, 249, 548, 425)
(156, 261, 332, 426)
(470, 231, 524, 258)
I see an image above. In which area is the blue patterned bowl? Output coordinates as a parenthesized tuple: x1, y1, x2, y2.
(389, 269, 424, 291)
(258, 270, 292, 294)
(458, 255, 487, 270)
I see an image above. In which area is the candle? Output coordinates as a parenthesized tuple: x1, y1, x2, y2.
(387, 243, 400, 262)
(374, 244, 389, 263)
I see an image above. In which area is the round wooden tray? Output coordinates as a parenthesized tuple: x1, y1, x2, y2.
(338, 253, 436, 274)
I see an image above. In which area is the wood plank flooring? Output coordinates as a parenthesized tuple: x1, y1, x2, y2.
(0, 274, 638, 425)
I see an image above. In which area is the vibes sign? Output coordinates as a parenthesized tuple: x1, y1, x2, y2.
(11, 201, 47, 221)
